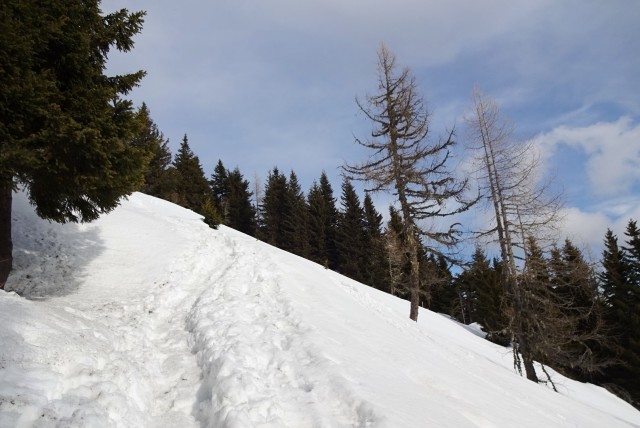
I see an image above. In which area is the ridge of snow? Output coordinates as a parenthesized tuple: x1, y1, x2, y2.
(1, 191, 639, 427)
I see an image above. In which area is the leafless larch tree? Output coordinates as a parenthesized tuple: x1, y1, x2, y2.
(344, 44, 477, 322)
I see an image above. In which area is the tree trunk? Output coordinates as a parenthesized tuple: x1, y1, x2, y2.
(0, 181, 12, 290)
(520, 336, 539, 383)
(408, 231, 421, 321)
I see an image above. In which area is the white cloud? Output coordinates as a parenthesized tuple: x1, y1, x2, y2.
(533, 117, 640, 197)
(557, 199, 640, 261)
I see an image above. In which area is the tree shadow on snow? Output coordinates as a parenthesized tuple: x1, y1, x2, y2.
(4, 193, 106, 299)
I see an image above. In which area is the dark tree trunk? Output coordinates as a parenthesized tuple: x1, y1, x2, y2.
(519, 335, 539, 383)
(407, 229, 421, 322)
(410, 285, 419, 321)
(0, 181, 12, 290)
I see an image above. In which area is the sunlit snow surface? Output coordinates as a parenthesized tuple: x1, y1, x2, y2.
(1, 192, 639, 427)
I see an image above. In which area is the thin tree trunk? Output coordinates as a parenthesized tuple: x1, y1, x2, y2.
(0, 180, 13, 290)
(520, 336, 539, 382)
(407, 227, 421, 321)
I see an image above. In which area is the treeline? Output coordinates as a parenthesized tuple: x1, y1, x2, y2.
(7, 1, 635, 411)
(436, 227, 640, 407)
(133, 100, 639, 408)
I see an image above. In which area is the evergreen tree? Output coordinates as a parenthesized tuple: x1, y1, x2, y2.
(260, 168, 289, 248)
(210, 159, 230, 217)
(225, 168, 256, 236)
(445, 251, 481, 324)
(307, 181, 328, 266)
(336, 178, 367, 283)
(130, 103, 175, 199)
(621, 220, 640, 406)
(172, 135, 216, 225)
(475, 256, 510, 345)
(551, 240, 604, 380)
(385, 206, 408, 297)
(623, 220, 640, 289)
(307, 172, 339, 269)
(599, 230, 629, 317)
(0, 1, 148, 289)
(283, 171, 310, 257)
(516, 237, 605, 387)
(362, 194, 388, 291)
(603, 221, 640, 406)
(427, 254, 459, 319)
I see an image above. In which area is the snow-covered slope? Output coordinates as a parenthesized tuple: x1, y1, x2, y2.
(1, 192, 639, 428)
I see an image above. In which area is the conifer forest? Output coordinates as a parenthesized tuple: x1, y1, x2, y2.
(1, 0, 638, 413)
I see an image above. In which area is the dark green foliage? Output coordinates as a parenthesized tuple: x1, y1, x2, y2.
(445, 248, 509, 344)
(599, 223, 640, 406)
(259, 169, 308, 255)
(599, 229, 629, 311)
(307, 172, 339, 269)
(384, 206, 408, 297)
(336, 178, 367, 282)
(510, 236, 607, 386)
(260, 168, 290, 248)
(0, 0, 148, 288)
(225, 168, 256, 236)
(476, 258, 511, 345)
(200, 197, 222, 229)
(0, 0, 147, 222)
(621, 221, 640, 406)
(210, 159, 230, 215)
(172, 135, 212, 215)
(283, 171, 310, 257)
(207, 160, 254, 235)
(549, 240, 604, 380)
(425, 254, 457, 317)
(362, 194, 388, 291)
(130, 103, 175, 199)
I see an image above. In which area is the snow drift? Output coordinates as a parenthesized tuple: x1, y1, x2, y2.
(1, 192, 639, 427)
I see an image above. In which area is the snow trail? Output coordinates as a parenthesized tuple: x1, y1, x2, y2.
(3, 194, 216, 426)
(2, 192, 639, 428)
(187, 231, 381, 427)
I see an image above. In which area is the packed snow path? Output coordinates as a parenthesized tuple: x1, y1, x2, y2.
(1, 193, 378, 427)
(2, 192, 640, 427)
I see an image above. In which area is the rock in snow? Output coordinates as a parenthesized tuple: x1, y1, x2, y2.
(1, 192, 639, 427)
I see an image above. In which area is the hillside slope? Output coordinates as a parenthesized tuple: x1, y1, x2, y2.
(1, 192, 639, 427)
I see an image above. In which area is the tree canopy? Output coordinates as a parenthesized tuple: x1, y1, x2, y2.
(0, 0, 148, 288)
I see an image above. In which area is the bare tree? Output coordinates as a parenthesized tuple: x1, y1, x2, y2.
(344, 44, 476, 321)
(465, 88, 564, 382)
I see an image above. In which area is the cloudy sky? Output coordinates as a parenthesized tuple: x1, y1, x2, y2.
(102, 0, 639, 258)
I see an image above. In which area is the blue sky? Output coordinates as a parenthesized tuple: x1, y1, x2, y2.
(102, 0, 639, 258)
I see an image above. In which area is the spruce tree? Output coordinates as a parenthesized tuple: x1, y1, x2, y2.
(130, 103, 175, 199)
(427, 254, 459, 319)
(518, 237, 604, 386)
(336, 178, 367, 283)
(225, 168, 256, 236)
(474, 256, 510, 345)
(172, 135, 217, 226)
(260, 168, 289, 248)
(617, 221, 640, 405)
(0, 1, 148, 289)
(283, 171, 310, 257)
(362, 194, 388, 291)
(600, 229, 629, 316)
(210, 159, 230, 217)
(551, 240, 604, 380)
(385, 206, 408, 297)
(307, 181, 329, 266)
(307, 172, 339, 269)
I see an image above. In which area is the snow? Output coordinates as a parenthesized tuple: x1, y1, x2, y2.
(1, 192, 639, 428)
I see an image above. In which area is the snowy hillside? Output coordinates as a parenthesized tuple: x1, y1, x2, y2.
(1, 192, 639, 428)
